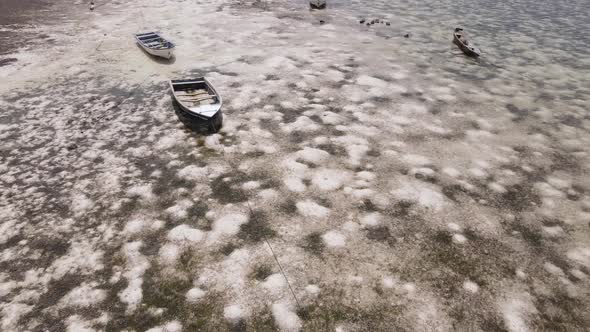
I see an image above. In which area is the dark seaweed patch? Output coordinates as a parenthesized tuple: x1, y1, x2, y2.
(302, 232, 325, 256)
(107, 265, 226, 331)
(385, 200, 415, 218)
(535, 291, 590, 330)
(367, 149, 381, 157)
(399, 231, 516, 299)
(280, 198, 298, 215)
(177, 248, 203, 273)
(506, 104, 529, 121)
(297, 290, 406, 331)
(441, 184, 469, 202)
(289, 131, 306, 144)
(366, 226, 396, 246)
(557, 114, 582, 128)
(220, 242, 240, 256)
(0, 58, 17, 67)
(28, 236, 70, 257)
(550, 151, 580, 173)
(359, 199, 379, 212)
(250, 264, 274, 281)
(238, 210, 276, 243)
(248, 308, 277, 331)
(210, 173, 249, 203)
(493, 184, 540, 212)
(265, 74, 281, 81)
(20, 274, 83, 330)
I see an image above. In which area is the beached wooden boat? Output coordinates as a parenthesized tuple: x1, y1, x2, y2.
(453, 28, 481, 57)
(310, 0, 326, 9)
(170, 77, 223, 132)
(134, 32, 175, 59)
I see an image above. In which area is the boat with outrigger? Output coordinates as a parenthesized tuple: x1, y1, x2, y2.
(453, 28, 481, 57)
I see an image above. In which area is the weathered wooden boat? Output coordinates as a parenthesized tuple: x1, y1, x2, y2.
(134, 32, 175, 59)
(453, 28, 481, 57)
(310, 0, 326, 9)
(170, 77, 223, 132)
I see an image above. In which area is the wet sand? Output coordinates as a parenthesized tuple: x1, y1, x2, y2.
(1, 0, 589, 331)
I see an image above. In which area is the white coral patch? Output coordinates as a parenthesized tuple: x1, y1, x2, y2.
(167, 224, 205, 244)
(165, 199, 193, 220)
(123, 218, 147, 235)
(311, 168, 352, 191)
(242, 181, 260, 190)
(452, 234, 467, 244)
(271, 302, 302, 332)
(60, 283, 106, 307)
(401, 154, 431, 166)
(296, 200, 330, 218)
(322, 231, 346, 247)
(177, 165, 208, 181)
(186, 287, 206, 302)
(146, 320, 182, 332)
(71, 193, 94, 216)
(498, 292, 538, 332)
(118, 241, 150, 313)
(284, 176, 306, 192)
(566, 247, 590, 268)
(262, 273, 286, 294)
(391, 180, 446, 211)
(360, 212, 382, 227)
(282, 116, 320, 133)
(463, 280, 479, 293)
(296, 147, 330, 165)
(126, 184, 154, 201)
(209, 213, 249, 240)
(356, 75, 388, 88)
(223, 304, 245, 321)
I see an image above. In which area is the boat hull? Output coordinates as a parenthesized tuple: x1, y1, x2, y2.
(453, 33, 480, 57)
(143, 46, 174, 59)
(173, 99, 223, 133)
(310, 0, 326, 9)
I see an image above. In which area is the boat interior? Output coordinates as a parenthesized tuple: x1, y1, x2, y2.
(136, 33, 173, 49)
(173, 81, 219, 107)
(455, 33, 469, 45)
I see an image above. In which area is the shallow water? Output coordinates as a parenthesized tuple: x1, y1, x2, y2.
(1, 0, 589, 331)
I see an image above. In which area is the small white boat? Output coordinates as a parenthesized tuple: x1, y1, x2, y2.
(134, 32, 174, 59)
(310, 0, 326, 9)
(170, 77, 223, 131)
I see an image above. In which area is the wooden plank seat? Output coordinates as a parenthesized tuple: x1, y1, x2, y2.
(176, 90, 209, 97)
(177, 95, 216, 102)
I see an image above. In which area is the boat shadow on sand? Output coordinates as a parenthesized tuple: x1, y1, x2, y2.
(135, 43, 177, 65)
(171, 99, 223, 134)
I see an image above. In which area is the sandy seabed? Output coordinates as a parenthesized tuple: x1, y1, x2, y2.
(1, 0, 589, 330)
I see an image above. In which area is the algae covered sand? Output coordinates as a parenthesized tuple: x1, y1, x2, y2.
(1, 0, 590, 330)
